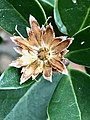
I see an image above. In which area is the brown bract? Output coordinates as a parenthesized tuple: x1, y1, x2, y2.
(10, 15, 73, 84)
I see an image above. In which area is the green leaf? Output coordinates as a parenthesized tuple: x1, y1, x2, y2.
(0, 86, 30, 120)
(48, 75, 81, 120)
(65, 26, 90, 67)
(39, 0, 53, 17)
(48, 69, 90, 120)
(54, 0, 90, 35)
(39, 0, 54, 7)
(66, 48, 90, 67)
(54, 0, 68, 35)
(69, 26, 90, 51)
(4, 73, 62, 120)
(0, 67, 34, 89)
(70, 70, 90, 120)
(0, 0, 46, 34)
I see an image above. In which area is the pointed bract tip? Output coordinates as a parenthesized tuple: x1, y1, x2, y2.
(13, 47, 19, 53)
(20, 80, 23, 85)
(9, 62, 13, 67)
(29, 15, 36, 24)
(70, 38, 74, 45)
(41, 25, 46, 31)
(68, 37, 74, 44)
(9, 62, 21, 68)
(43, 74, 52, 82)
(62, 68, 68, 75)
(32, 75, 37, 80)
(10, 36, 15, 42)
(20, 75, 26, 85)
(47, 76, 52, 82)
(20, 73, 31, 84)
(49, 23, 53, 30)
(21, 67, 26, 73)
(26, 27, 31, 36)
(50, 78, 52, 82)
(10, 36, 20, 44)
(70, 37, 74, 41)
(59, 36, 68, 41)
(71, 37, 74, 41)
(26, 27, 31, 31)
(13, 47, 23, 54)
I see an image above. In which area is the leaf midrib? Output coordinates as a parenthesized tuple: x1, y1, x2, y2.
(68, 74, 82, 120)
(79, 7, 90, 31)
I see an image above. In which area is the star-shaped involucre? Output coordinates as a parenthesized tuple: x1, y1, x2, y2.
(10, 15, 73, 84)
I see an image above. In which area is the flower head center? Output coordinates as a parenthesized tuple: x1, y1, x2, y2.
(38, 47, 50, 61)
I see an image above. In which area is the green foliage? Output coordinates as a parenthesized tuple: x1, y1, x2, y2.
(4, 73, 62, 120)
(48, 74, 80, 120)
(70, 70, 90, 120)
(65, 26, 90, 67)
(0, 0, 46, 34)
(66, 48, 90, 67)
(54, 0, 90, 36)
(69, 26, 90, 51)
(48, 70, 90, 120)
(39, 0, 54, 7)
(0, 67, 34, 89)
(0, 0, 90, 120)
(0, 87, 29, 120)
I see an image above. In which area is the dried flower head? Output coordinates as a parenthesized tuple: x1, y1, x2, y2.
(10, 15, 73, 84)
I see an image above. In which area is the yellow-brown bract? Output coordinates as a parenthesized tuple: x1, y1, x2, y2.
(10, 15, 73, 84)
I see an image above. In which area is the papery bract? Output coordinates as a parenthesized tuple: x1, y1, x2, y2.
(10, 15, 73, 84)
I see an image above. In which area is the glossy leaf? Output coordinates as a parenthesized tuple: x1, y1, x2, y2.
(54, 0, 68, 35)
(0, 0, 46, 34)
(39, 0, 53, 17)
(70, 69, 90, 120)
(65, 26, 90, 67)
(0, 67, 34, 89)
(69, 26, 90, 51)
(48, 75, 81, 120)
(0, 86, 30, 120)
(4, 73, 62, 120)
(66, 48, 90, 67)
(39, 0, 54, 7)
(54, 0, 90, 35)
(48, 69, 90, 120)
